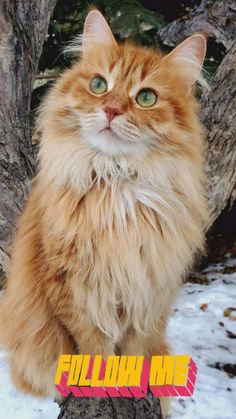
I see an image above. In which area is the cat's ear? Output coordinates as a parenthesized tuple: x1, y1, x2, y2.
(165, 34, 207, 86)
(83, 10, 117, 52)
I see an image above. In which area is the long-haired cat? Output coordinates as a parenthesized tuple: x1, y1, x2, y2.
(0, 9, 208, 409)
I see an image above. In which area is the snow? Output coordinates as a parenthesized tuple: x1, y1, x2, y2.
(168, 258, 236, 419)
(0, 353, 59, 419)
(0, 259, 235, 419)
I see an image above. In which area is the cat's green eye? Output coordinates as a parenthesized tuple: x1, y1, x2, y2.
(136, 89, 157, 107)
(90, 76, 107, 94)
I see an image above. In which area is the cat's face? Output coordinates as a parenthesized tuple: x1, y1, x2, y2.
(49, 11, 206, 157)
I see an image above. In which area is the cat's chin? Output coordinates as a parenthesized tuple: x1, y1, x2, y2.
(82, 130, 142, 156)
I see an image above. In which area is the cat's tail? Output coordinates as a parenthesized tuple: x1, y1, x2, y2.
(0, 289, 74, 398)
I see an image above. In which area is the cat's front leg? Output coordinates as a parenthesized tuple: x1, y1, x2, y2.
(120, 326, 146, 356)
(75, 322, 115, 358)
(51, 301, 115, 358)
(44, 269, 116, 358)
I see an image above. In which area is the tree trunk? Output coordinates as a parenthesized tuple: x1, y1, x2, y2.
(202, 40, 236, 224)
(58, 391, 163, 419)
(0, 0, 56, 279)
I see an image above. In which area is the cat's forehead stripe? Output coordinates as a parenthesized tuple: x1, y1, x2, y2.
(106, 61, 123, 91)
(107, 57, 149, 97)
(129, 82, 143, 98)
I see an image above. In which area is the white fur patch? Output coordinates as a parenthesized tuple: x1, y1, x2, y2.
(77, 109, 146, 156)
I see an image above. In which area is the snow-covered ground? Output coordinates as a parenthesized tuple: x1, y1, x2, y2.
(168, 257, 236, 419)
(0, 258, 235, 419)
(0, 351, 59, 418)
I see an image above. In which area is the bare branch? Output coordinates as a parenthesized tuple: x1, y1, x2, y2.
(156, 0, 236, 48)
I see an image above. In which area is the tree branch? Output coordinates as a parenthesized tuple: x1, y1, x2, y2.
(156, 0, 236, 48)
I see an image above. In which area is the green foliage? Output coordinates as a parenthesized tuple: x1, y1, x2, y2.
(93, 0, 164, 43)
(39, 0, 164, 71)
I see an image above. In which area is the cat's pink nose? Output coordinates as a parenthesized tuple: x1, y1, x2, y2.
(104, 106, 122, 122)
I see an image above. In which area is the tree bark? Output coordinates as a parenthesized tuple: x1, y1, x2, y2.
(202, 40, 236, 224)
(58, 391, 163, 419)
(0, 0, 56, 278)
(155, 0, 236, 49)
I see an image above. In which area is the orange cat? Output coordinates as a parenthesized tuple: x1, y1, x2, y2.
(0, 9, 208, 406)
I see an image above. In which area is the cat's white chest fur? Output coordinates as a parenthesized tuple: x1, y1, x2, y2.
(40, 138, 180, 228)
(40, 135, 172, 217)
(90, 154, 174, 227)
(74, 157, 182, 343)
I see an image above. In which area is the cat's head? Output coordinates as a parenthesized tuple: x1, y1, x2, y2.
(40, 10, 207, 159)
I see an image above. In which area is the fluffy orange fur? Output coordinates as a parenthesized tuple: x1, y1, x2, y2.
(0, 10, 208, 405)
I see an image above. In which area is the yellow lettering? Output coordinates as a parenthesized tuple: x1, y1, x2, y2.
(103, 356, 120, 387)
(67, 355, 83, 386)
(117, 356, 143, 386)
(54, 354, 72, 385)
(91, 355, 104, 387)
(78, 355, 91, 386)
(150, 356, 175, 385)
(174, 355, 190, 385)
